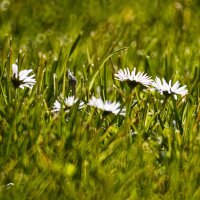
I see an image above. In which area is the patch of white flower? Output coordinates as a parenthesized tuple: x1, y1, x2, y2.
(114, 67, 152, 88)
(52, 96, 84, 113)
(151, 77, 188, 99)
(88, 96, 125, 116)
(12, 64, 36, 89)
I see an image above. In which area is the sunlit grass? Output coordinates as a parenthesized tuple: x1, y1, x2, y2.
(0, 0, 200, 199)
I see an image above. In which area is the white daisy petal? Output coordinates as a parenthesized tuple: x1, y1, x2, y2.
(12, 64, 36, 89)
(52, 100, 61, 112)
(115, 67, 152, 88)
(88, 96, 125, 116)
(151, 77, 188, 98)
(52, 96, 84, 113)
(12, 64, 18, 78)
(19, 69, 33, 80)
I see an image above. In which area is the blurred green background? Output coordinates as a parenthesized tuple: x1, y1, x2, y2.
(1, 0, 200, 51)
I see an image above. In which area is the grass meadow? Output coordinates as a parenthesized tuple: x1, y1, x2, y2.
(0, 0, 200, 199)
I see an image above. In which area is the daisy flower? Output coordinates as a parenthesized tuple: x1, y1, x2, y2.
(88, 96, 125, 116)
(12, 64, 36, 89)
(52, 96, 84, 113)
(114, 67, 152, 88)
(151, 77, 188, 99)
